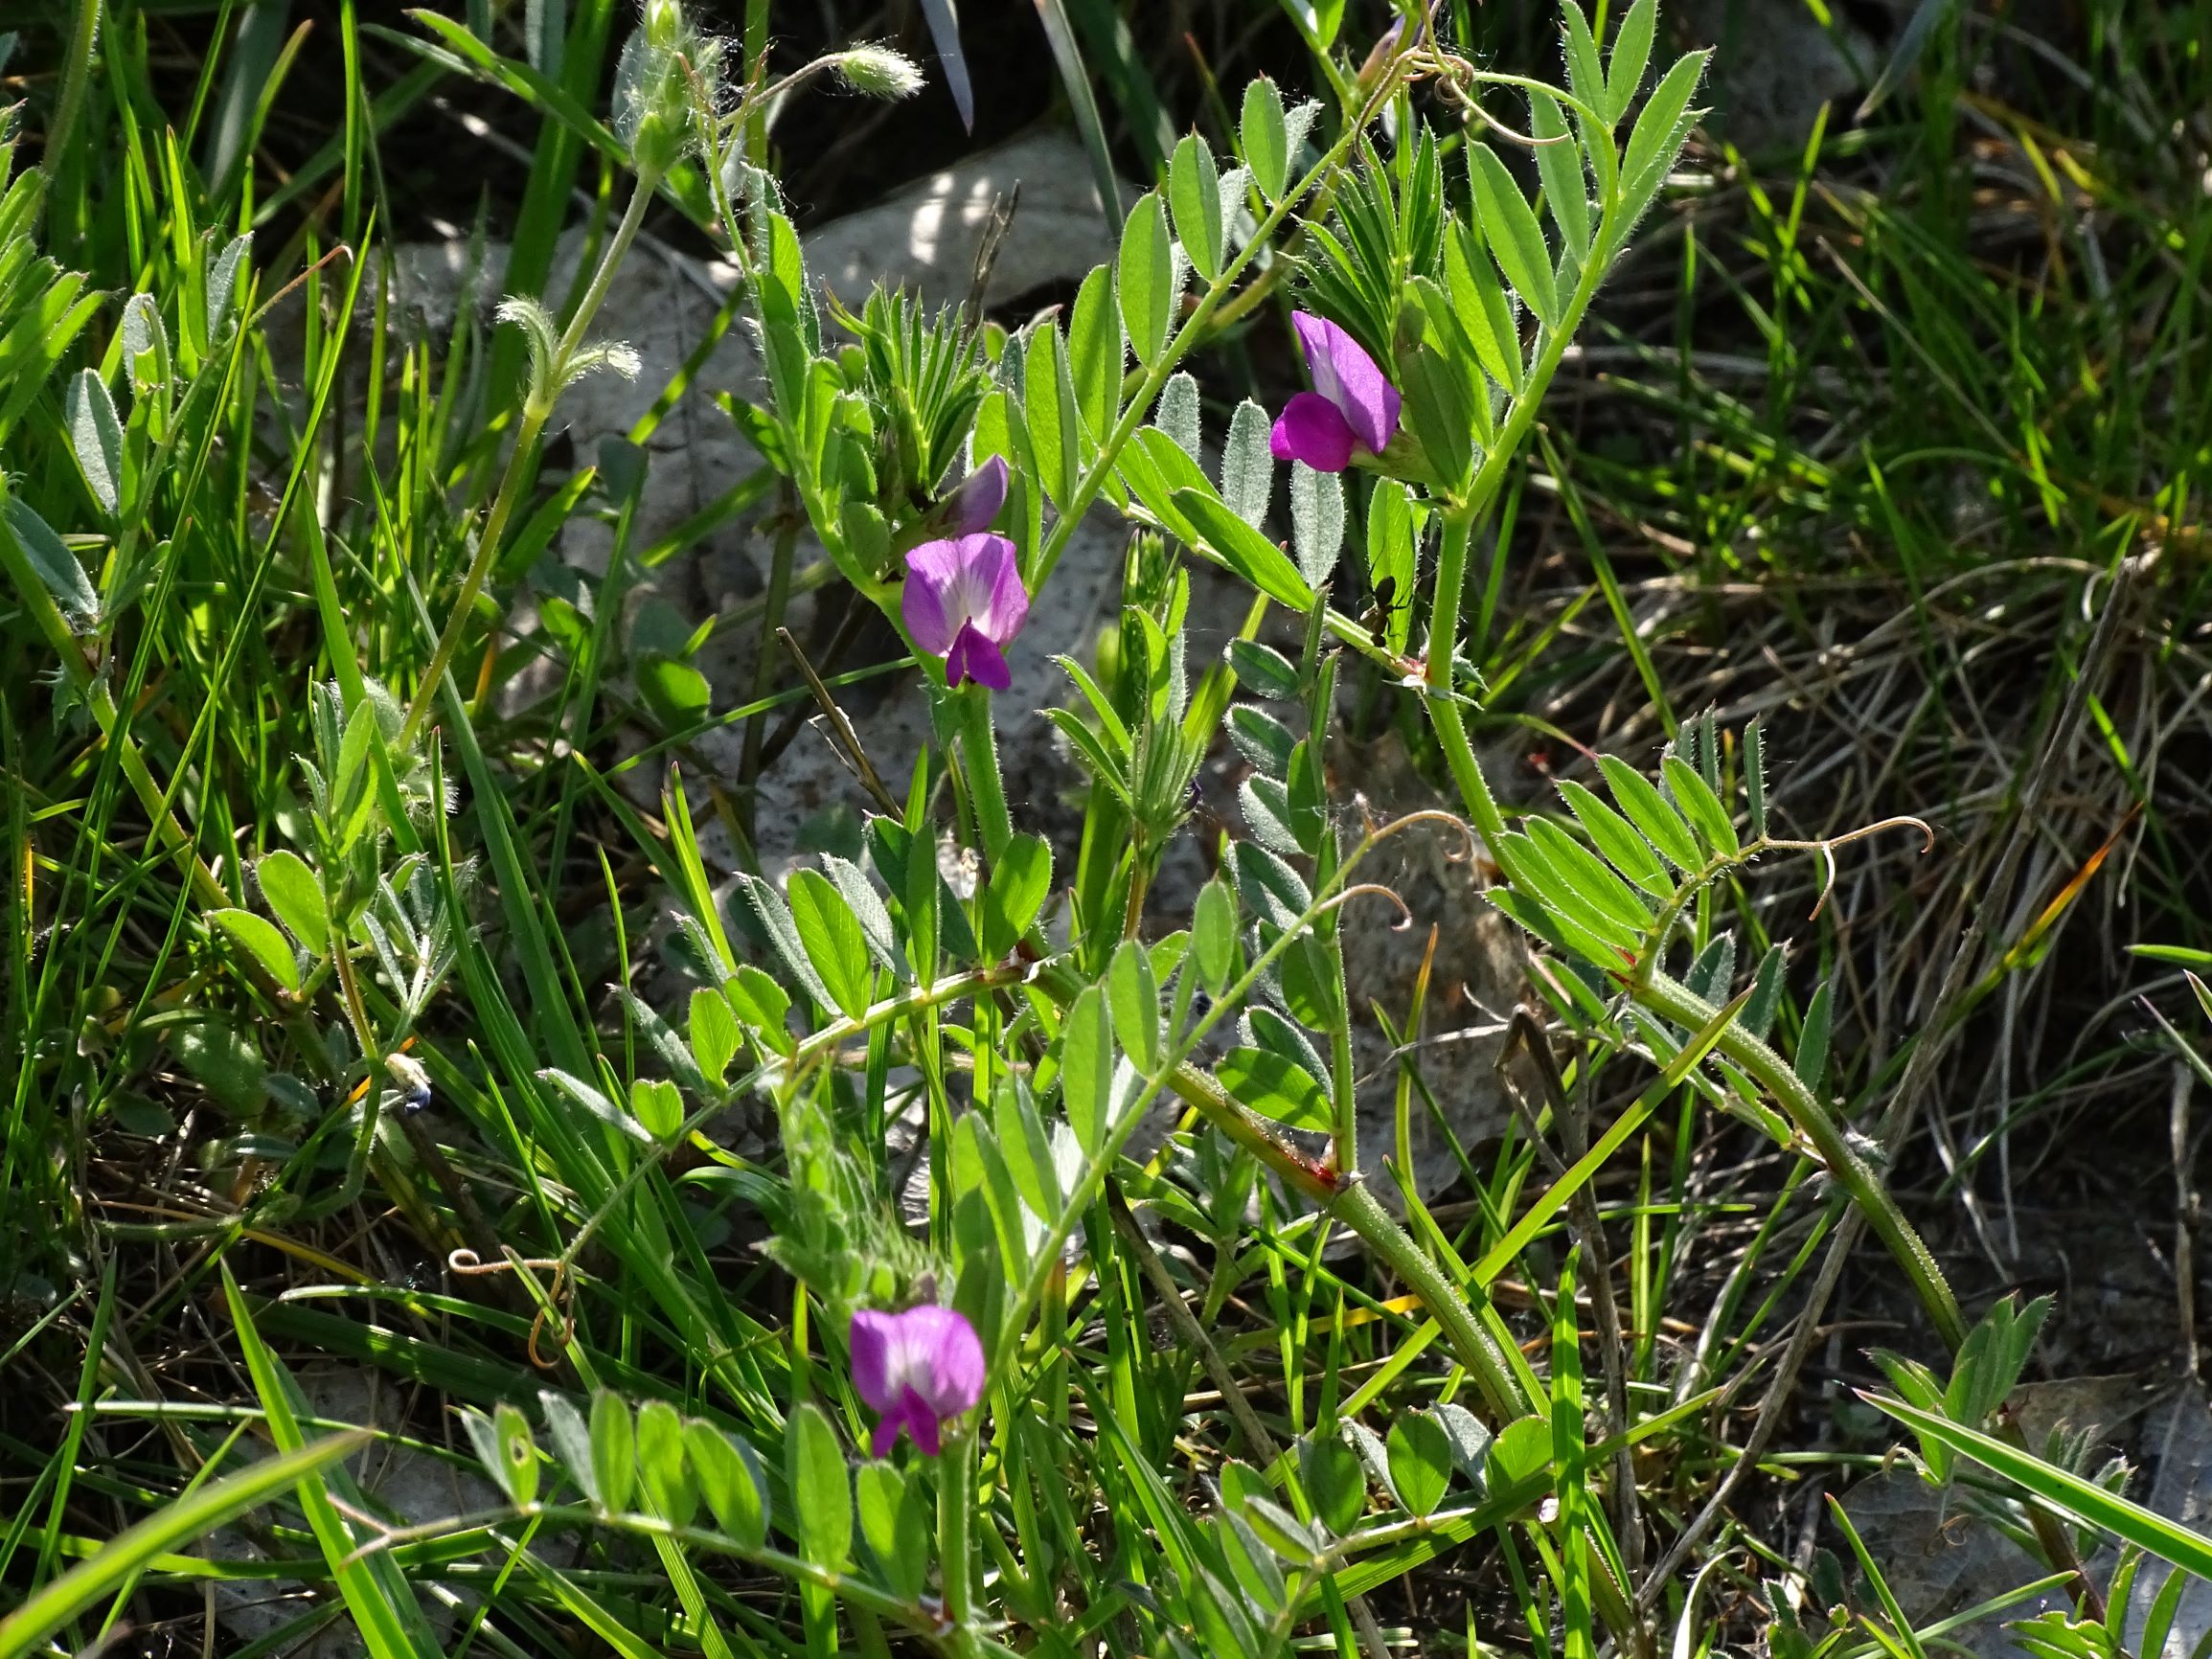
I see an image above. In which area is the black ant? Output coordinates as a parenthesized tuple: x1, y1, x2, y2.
(1362, 574, 1412, 637)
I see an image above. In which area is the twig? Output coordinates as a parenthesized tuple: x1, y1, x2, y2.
(2173, 1058, 2201, 1381)
(774, 625, 901, 814)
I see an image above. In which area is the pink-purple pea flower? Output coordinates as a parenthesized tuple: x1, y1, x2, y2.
(901, 532, 1029, 691)
(849, 1304, 986, 1456)
(1269, 311, 1402, 474)
(941, 455, 1008, 534)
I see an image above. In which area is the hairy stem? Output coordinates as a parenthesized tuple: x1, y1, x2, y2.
(397, 174, 659, 753)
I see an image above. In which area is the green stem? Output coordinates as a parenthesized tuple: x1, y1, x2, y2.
(947, 684, 1014, 863)
(938, 1427, 979, 1650)
(396, 173, 661, 753)
(1635, 970, 1966, 1348)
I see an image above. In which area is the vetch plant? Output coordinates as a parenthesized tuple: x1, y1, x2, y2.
(5, 0, 2168, 1655)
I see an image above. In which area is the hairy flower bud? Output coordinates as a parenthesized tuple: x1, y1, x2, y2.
(834, 44, 925, 101)
(613, 0, 715, 177)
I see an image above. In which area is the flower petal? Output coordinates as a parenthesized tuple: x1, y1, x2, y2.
(880, 1305, 985, 1418)
(946, 624, 1012, 691)
(848, 1309, 900, 1413)
(1269, 391, 1357, 472)
(967, 535, 1029, 647)
(1292, 310, 1401, 456)
(901, 541, 964, 656)
(901, 1388, 944, 1457)
(944, 455, 1009, 534)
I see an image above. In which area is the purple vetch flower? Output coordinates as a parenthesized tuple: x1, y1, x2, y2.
(901, 533, 1030, 691)
(849, 1305, 986, 1456)
(942, 455, 1009, 534)
(1269, 311, 1402, 473)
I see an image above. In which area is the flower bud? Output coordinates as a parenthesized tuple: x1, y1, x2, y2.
(613, 1, 712, 177)
(834, 44, 925, 101)
(939, 455, 1008, 534)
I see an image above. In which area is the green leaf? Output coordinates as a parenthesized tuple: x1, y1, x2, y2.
(1400, 343, 1477, 497)
(1288, 460, 1344, 588)
(207, 233, 252, 339)
(735, 871, 837, 1013)
(787, 1401, 853, 1568)
(857, 1461, 929, 1602)
(540, 1391, 598, 1507)
(1302, 1434, 1367, 1535)
(1387, 1411, 1454, 1518)
(1607, 0, 1657, 120)
(590, 1391, 635, 1514)
(688, 988, 741, 1087)
(64, 368, 122, 516)
(1615, 51, 1707, 239)
(1743, 944, 1786, 1040)
(1174, 487, 1315, 611)
(982, 832, 1053, 959)
(635, 653, 712, 731)
(634, 1399, 697, 1527)
(1484, 1414, 1554, 1495)
(3, 493, 98, 623)
(1226, 638, 1300, 700)
(1060, 984, 1114, 1150)
(994, 1078, 1062, 1218)
(1661, 755, 1739, 855)
(207, 908, 301, 992)
(1469, 145, 1559, 328)
(1744, 716, 1768, 840)
(1560, 0, 1608, 121)
(1217, 1046, 1331, 1132)
(1503, 830, 1646, 955)
(1170, 131, 1224, 283)
(1445, 221, 1523, 393)
(687, 1419, 768, 1547)
(1067, 262, 1122, 444)
(787, 867, 873, 1018)
(543, 1068, 651, 1143)
(1597, 755, 1701, 871)
(1220, 398, 1274, 527)
(1227, 704, 1297, 780)
(1797, 980, 1835, 1100)
(1155, 372, 1201, 461)
(1865, 1393, 2212, 1584)
(0, 1432, 368, 1659)
(1556, 779, 1670, 897)
(1024, 322, 1080, 510)
(256, 850, 329, 948)
(1531, 93, 1591, 257)
(1108, 939, 1160, 1072)
(1524, 817, 1655, 937)
(1194, 878, 1239, 994)
(628, 1077, 683, 1140)
(823, 853, 903, 979)
(493, 1402, 540, 1508)
(1118, 190, 1176, 365)
(1241, 77, 1289, 201)
(728, 965, 794, 1054)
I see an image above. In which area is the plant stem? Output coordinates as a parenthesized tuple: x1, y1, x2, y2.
(947, 684, 1014, 862)
(396, 173, 660, 754)
(938, 1426, 979, 1653)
